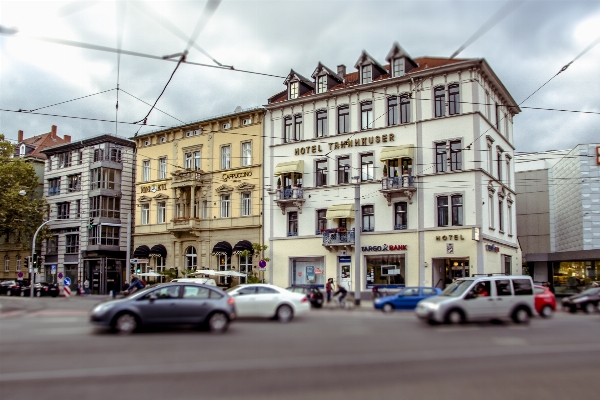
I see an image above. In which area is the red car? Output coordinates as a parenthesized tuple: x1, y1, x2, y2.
(534, 285, 556, 317)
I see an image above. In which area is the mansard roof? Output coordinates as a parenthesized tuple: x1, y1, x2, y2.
(353, 50, 387, 74)
(310, 62, 344, 83)
(283, 69, 315, 88)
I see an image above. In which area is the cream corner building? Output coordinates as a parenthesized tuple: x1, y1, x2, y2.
(132, 108, 264, 283)
(263, 44, 522, 292)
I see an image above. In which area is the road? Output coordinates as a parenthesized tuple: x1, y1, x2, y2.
(1, 297, 599, 400)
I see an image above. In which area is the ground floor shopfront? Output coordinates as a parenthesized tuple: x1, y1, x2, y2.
(526, 249, 600, 295)
(133, 228, 262, 286)
(269, 228, 521, 291)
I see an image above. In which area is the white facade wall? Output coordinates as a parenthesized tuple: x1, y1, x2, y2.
(264, 55, 521, 291)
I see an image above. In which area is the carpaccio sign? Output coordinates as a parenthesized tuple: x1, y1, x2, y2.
(361, 244, 407, 252)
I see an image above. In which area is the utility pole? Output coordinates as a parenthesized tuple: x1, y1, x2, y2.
(353, 176, 361, 306)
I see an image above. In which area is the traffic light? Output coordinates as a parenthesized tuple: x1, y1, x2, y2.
(24, 256, 30, 270)
(136, 268, 141, 273)
(37, 256, 43, 270)
(31, 254, 38, 269)
(130, 266, 135, 274)
(89, 218, 95, 229)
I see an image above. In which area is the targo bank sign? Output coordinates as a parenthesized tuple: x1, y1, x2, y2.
(361, 244, 407, 252)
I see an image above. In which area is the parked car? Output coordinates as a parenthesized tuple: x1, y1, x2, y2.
(374, 286, 442, 312)
(561, 287, 600, 314)
(3, 280, 30, 296)
(90, 283, 236, 334)
(415, 275, 535, 325)
(226, 284, 310, 322)
(20, 282, 60, 297)
(171, 278, 217, 286)
(534, 285, 556, 317)
(0, 280, 17, 295)
(286, 285, 324, 308)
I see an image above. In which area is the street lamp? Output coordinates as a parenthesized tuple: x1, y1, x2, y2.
(30, 219, 57, 297)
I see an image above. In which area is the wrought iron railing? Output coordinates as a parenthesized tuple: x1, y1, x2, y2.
(276, 188, 304, 200)
(322, 230, 355, 245)
(394, 224, 407, 230)
(381, 175, 414, 190)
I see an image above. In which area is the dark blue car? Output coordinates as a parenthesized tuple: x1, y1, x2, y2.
(373, 286, 442, 312)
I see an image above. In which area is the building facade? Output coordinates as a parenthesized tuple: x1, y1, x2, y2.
(263, 43, 522, 292)
(131, 108, 264, 285)
(40, 135, 136, 294)
(516, 144, 600, 294)
(1, 126, 71, 281)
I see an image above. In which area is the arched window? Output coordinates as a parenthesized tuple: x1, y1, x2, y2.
(185, 247, 197, 270)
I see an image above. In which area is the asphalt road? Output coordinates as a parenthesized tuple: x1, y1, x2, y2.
(1, 297, 599, 400)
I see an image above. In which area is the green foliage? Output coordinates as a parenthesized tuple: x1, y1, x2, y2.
(159, 268, 178, 281)
(277, 177, 281, 187)
(0, 135, 47, 248)
(383, 164, 387, 175)
(246, 273, 262, 284)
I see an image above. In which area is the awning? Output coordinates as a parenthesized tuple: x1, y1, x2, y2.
(133, 245, 150, 258)
(232, 240, 254, 255)
(326, 204, 355, 220)
(274, 160, 304, 176)
(149, 244, 167, 258)
(212, 241, 232, 256)
(380, 145, 415, 161)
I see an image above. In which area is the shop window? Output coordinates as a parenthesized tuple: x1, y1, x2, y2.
(366, 254, 405, 287)
(288, 211, 298, 237)
(394, 202, 407, 230)
(362, 205, 374, 232)
(291, 258, 325, 286)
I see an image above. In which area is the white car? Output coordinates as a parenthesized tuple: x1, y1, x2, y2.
(171, 278, 217, 286)
(226, 284, 310, 322)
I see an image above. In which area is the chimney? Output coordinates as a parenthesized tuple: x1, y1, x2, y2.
(337, 64, 346, 77)
(64, 135, 71, 143)
(51, 125, 57, 137)
(18, 130, 24, 143)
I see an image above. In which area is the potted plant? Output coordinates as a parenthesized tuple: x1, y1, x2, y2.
(382, 164, 388, 177)
(277, 177, 281, 189)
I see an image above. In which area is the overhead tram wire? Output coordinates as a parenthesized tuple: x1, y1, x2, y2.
(119, 89, 184, 123)
(26, 88, 116, 112)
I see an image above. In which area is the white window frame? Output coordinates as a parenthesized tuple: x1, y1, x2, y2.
(194, 151, 201, 171)
(16, 256, 21, 271)
(488, 191, 495, 230)
(393, 58, 405, 77)
(221, 146, 231, 170)
(241, 192, 251, 216)
(202, 200, 208, 219)
(220, 195, 231, 218)
(222, 123, 231, 130)
(4, 256, 9, 272)
(159, 157, 167, 179)
(361, 101, 373, 130)
(507, 200, 513, 236)
(289, 81, 299, 99)
(142, 160, 151, 182)
(141, 203, 149, 225)
(241, 142, 252, 167)
(157, 202, 166, 224)
(317, 75, 327, 93)
(185, 153, 192, 169)
(361, 65, 372, 84)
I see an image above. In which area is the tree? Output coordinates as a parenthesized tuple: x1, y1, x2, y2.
(0, 134, 47, 250)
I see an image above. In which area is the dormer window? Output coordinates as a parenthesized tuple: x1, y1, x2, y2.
(20, 144, 26, 157)
(289, 81, 299, 99)
(392, 58, 405, 77)
(361, 65, 372, 84)
(317, 75, 327, 94)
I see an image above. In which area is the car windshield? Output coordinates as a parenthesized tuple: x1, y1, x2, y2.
(226, 285, 243, 293)
(440, 280, 474, 297)
(579, 288, 600, 296)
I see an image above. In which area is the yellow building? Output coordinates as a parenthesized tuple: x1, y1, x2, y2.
(131, 108, 264, 284)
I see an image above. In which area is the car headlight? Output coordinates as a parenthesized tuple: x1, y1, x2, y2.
(92, 303, 114, 315)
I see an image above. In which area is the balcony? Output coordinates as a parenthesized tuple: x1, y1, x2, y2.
(380, 175, 417, 205)
(167, 217, 202, 237)
(322, 229, 355, 250)
(171, 169, 204, 189)
(274, 187, 305, 214)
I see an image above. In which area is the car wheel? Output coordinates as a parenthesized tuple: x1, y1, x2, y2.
(35, 291, 42, 297)
(445, 309, 465, 324)
(207, 312, 229, 334)
(382, 303, 394, 313)
(276, 304, 293, 323)
(6, 290, 11, 296)
(540, 305, 553, 318)
(114, 313, 137, 334)
(584, 303, 596, 314)
(512, 307, 530, 324)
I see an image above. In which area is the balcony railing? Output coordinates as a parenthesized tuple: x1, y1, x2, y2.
(322, 229, 355, 246)
(276, 187, 304, 200)
(394, 224, 407, 230)
(381, 175, 414, 190)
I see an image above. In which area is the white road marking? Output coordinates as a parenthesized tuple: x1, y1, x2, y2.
(492, 337, 528, 346)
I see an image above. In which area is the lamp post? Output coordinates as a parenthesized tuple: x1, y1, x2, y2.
(30, 219, 57, 297)
(353, 176, 361, 306)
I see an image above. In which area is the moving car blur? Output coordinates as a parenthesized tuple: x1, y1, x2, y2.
(90, 283, 236, 334)
(286, 284, 324, 308)
(561, 287, 600, 314)
(20, 282, 60, 297)
(534, 285, 556, 317)
(227, 284, 310, 322)
(374, 286, 442, 312)
(1, 280, 30, 296)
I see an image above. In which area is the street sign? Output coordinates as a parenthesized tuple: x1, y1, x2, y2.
(17, 271, 24, 279)
(51, 264, 57, 275)
(259, 260, 267, 270)
(130, 259, 149, 264)
(57, 272, 64, 280)
(63, 277, 71, 287)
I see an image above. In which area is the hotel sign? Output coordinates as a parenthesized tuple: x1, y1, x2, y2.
(294, 134, 396, 155)
(361, 243, 407, 252)
(141, 184, 167, 193)
(222, 169, 252, 181)
(436, 234, 466, 241)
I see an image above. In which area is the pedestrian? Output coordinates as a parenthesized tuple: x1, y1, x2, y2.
(122, 281, 130, 292)
(371, 285, 380, 299)
(76, 280, 82, 296)
(334, 282, 348, 304)
(83, 279, 90, 295)
(325, 278, 333, 303)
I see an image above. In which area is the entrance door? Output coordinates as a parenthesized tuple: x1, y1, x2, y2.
(339, 264, 351, 291)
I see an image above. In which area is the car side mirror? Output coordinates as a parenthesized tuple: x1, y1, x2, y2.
(149, 294, 157, 302)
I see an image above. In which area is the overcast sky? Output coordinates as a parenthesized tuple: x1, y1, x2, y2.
(0, 0, 599, 154)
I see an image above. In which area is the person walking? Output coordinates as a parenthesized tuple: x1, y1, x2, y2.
(76, 280, 82, 296)
(325, 278, 334, 303)
(83, 279, 90, 295)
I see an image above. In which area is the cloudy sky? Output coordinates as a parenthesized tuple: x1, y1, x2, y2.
(0, 0, 599, 153)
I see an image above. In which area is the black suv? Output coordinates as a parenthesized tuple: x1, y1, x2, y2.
(287, 285, 324, 308)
